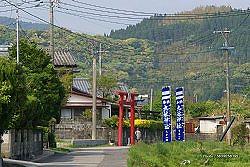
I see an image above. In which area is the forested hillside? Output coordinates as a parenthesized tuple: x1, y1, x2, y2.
(0, 16, 48, 30)
(0, 6, 249, 101)
(108, 6, 250, 100)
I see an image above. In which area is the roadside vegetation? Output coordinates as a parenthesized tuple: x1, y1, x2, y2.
(0, 40, 68, 150)
(128, 141, 250, 167)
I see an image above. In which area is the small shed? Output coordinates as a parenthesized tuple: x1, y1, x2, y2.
(198, 116, 225, 133)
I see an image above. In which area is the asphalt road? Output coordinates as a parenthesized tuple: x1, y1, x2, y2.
(35, 146, 129, 167)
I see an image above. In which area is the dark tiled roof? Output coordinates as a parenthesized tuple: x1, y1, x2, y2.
(117, 82, 129, 92)
(72, 78, 129, 98)
(54, 51, 77, 67)
(73, 78, 91, 94)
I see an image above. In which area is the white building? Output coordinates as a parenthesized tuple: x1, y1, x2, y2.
(199, 116, 225, 133)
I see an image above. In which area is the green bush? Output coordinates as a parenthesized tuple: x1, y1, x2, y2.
(232, 122, 249, 148)
(103, 115, 118, 128)
(48, 132, 57, 148)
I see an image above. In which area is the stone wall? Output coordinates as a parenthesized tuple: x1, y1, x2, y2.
(122, 128, 162, 145)
(55, 124, 229, 146)
(185, 133, 218, 141)
(1, 130, 43, 160)
(72, 139, 108, 147)
(56, 125, 163, 146)
(55, 124, 109, 140)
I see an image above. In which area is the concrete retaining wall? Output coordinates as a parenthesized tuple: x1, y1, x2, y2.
(72, 139, 108, 147)
(1, 129, 43, 160)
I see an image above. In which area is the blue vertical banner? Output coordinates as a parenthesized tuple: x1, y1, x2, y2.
(175, 87, 185, 141)
(162, 86, 171, 142)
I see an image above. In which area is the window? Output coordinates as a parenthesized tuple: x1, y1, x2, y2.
(61, 108, 72, 119)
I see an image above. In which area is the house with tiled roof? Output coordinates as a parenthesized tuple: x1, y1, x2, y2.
(60, 78, 129, 122)
(53, 51, 130, 139)
(55, 77, 129, 139)
(60, 78, 111, 121)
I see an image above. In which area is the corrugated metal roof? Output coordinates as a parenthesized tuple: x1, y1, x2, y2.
(54, 51, 77, 67)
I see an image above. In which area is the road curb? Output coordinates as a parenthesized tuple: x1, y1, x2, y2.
(31, 149, 55, 162)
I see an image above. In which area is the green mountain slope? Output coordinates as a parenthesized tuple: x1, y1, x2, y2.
(0, 16, 48, 30)
(0, 6, 249, 101)
(108, 6, 250, 100)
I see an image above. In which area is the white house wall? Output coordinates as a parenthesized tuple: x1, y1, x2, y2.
(65, 94, 103, 107)
(200, 119, 217, 133)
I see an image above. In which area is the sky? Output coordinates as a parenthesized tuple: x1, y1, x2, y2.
(0, 0, 249, 35)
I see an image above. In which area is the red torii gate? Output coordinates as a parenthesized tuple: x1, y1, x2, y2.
(116, 91, 137, 146)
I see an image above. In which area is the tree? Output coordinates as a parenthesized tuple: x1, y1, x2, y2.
(8, 39, 65, 128)
(232, 122, 249, 148)
(142, 90, 177, 120)
(0, 57, 26, 132)
(96, 73, 117, 99)
(0, 57, 26, 163)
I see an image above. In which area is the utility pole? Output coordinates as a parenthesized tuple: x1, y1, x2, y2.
(97, 43, 109, 76)
(16, 5, 19, 63)
(150, 88, 153, 111)
(214, 29, 234, 145)
(99, 43, 102, 76)
(92, 48, 97, 140)
(49, 0, 54, 61)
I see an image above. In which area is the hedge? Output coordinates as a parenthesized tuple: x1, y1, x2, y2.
(103, 116, 163, 130)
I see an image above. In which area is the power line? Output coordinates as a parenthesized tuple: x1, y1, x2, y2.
(152, 13, 249, 56)
(2, 0, 111, 50)
(0, 4, 39, 12)
(60, 2, 152, 17)
(71, 0, 157, 15)
(57, 5, 250, 21)
(3, 0, 149, 53)
(57, 6, 143, 20)
(71, 0, 250, 18)
(56, 9, 131, 26)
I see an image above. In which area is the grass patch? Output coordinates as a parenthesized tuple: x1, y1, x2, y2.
(51, 147, 71, 154)
(56, 139, 74, 148)
(128, 141, 250, 167)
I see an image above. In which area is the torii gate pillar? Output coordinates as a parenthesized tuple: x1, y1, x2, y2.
(116, 91, 137, 146)
(117, 91, 127, 146)
(130, 93, 137, 145)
